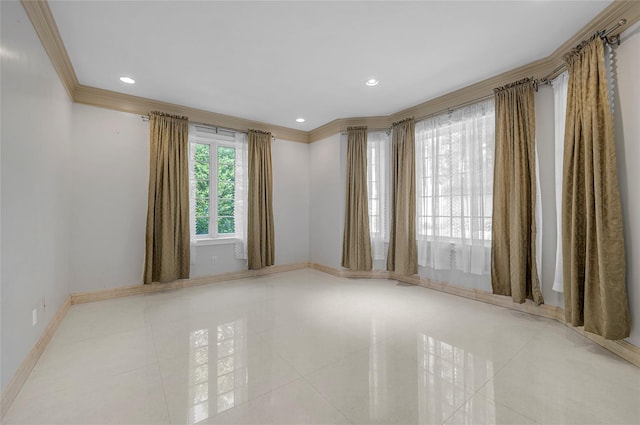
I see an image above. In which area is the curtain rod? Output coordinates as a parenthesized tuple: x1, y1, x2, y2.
(141, 115, 276, 141)
(538, 18, 627, 86)
(341, 94, 496, 135)
(414, 94, 494, 123)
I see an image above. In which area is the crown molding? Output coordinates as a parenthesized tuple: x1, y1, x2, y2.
(73, 85, 310, 143)
(550, 0, 640, 65)
(309, 115, 390, 142)
(20, 0, 79, 98)
(21, 0, 640, 144)
(309, 1, 640, 142)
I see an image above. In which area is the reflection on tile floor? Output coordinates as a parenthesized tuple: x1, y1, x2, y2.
(4, 269, 640, 424)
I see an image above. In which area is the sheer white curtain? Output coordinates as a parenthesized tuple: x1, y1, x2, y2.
(551, 71, 568, 292)
(415, 99, 495, 279)
(367, 131, 389, 261)
(234, 132, 248, 260)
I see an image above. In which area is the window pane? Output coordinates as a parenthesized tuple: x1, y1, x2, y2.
(194, 161, 209, 181)
(417, 216, 428, 236)
(218, 217, 235, 234)
(218, 164, 235, 182)
(197, 180, 210, 197)
(218, 199, 234, 216)
(196, 198, 209, 217)
(436, 217, 451, 236)
(218, 146, 235, 164)
(218, 181, 234, 199)
(370, 216, 379, 233)
(195, 144, 210, 162)
(438, 197, 451, 217)
(484, 218, 493, 240)
(370, 182, 378, 198)
(196, 217, 209, 235)
(369, 200, 379, 216)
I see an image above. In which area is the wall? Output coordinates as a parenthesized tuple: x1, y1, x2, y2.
(69, 104, 148, 292)
(309, 134, 344, 269)
(1, 1, 73, 390)
(272, 139, 310, 265)
(614, 21, 640, 346)
(192, 138, 311, 278)
(70, 107, 311, 289)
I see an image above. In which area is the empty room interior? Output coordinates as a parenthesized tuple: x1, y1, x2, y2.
(2, 1, 640, 424)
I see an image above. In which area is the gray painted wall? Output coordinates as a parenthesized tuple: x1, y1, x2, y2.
(1, 1, 74, 390)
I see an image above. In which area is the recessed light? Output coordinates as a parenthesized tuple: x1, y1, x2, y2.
(296, 118, 305, 123)
(365, 78, 379, 87)
(119, 76, 135, 84)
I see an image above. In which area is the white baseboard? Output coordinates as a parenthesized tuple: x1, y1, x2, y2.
(309, 262, 640, 368)
(3, 261, 638, 421)
(1, 296, 71, 419)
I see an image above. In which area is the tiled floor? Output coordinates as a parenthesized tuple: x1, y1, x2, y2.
(4, 269, 640, 424)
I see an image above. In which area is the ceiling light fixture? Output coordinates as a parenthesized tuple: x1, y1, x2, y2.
(119, 76, 135, 84)
(296, 118, 305, 123)
(365, 78, 379, 87)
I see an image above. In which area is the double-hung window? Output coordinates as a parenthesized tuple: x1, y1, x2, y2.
(415, 99, 495, 275)
(189, 125, 248, 253)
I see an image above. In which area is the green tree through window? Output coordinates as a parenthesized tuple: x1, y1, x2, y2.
(217, 146, 235, 234)
(193, 141, 236, 237)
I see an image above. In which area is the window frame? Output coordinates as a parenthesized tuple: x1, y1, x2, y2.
(191, 132, 238, 241)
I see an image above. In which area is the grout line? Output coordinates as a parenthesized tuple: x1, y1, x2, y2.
(147, 295, 173, 425)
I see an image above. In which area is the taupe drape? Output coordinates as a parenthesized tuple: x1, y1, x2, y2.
(491, 79, 543, 305)
(144, 111, 190, 284)
(342, 126, 373, 271)
(563, 36, 630, 340)
(247, 129, 275, 270)
(386, 118, 417, 275)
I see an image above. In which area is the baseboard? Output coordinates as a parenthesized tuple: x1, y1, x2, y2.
(0, 295, 71, 419)
(1, 262, 310, 417)
(308, 262, 640, 368)
(70, 262, 309, 304)
(3, 261, 637, 421)
(570, 327, 640, 368)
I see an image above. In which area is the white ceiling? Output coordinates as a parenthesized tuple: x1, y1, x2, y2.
(49, 1, 611, 131)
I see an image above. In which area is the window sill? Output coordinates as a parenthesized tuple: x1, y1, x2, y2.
(194, 237, 238, 247)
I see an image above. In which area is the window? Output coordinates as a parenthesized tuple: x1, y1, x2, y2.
(367, 131, 390, 260)
(415, 99, 495, 274)
(189, 125, 247, 245)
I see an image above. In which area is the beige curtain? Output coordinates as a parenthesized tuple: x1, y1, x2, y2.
(492, 79, 543, 305)
(563, 36, 630, 340)
(386, 118, 417, 275)
(247, 129, 275, 270)
(143, 111, 190, 284)
(342, 126, 373, 271)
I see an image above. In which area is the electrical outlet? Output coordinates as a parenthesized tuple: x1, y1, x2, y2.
(211, 256, 217, 265)
(42, 296, 46, 312)
(32, 308, 38, 327)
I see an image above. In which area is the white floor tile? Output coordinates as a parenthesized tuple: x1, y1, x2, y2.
(4, 269, 640, 425)
(4, 365, 169, 425)
(306, 342, 475, 424)
(203, 378, 350, 425)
